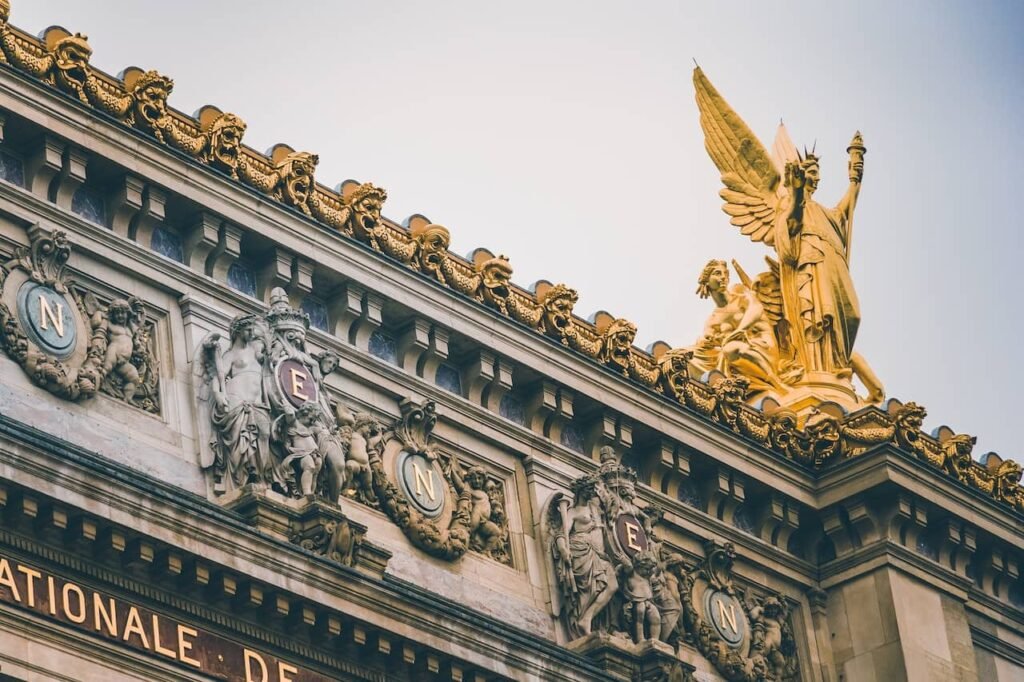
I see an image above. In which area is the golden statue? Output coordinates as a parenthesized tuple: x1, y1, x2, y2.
(693, 67, 883, 409)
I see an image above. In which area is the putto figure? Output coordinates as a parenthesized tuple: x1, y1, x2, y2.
(693, 67, 883, 406)
(689, 259, 795, 393)
(97, 297, 149, 406)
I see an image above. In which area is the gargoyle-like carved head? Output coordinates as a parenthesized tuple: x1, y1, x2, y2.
(129, 70, 173, 131)
(539, 284, 578, 343)
(478, 254, 513, 311)
(716, 376, 750, 405)
(769, 410, 800, 453)
(697, 259, 729, 299)
(413, 224, 451, 281)
(942, 433, 976, 479)
(805, 409, 841, 464)
(347, 183, 388, 240)
(52, 34, 92, 99)
(894, 402, 926, 433)
(657, 347, 693, 400)
(601, 318, 637, 375)
(274, 151, 318, 213)
(206, 113, 247, 177)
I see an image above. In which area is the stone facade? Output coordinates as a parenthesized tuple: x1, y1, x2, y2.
(0, 6, 1020, 682)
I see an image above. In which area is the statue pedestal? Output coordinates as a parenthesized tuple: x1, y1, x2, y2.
(773, 371, 863, 416)
(222, 485, 390, 579)
(568, 632, 695, 681)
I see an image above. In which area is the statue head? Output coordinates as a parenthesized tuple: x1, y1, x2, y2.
(696, 259, 729, 299)
(206, 113, 247, 176)
(716, 376, 750, 404)
(274, 151, 318, 213)
(600, 318, 637, 374)
(347, 183, 387, 239)
(295, 401, 321, 425)
(664, 552, 687, 575)
(942, 434, 977, 479)
(228, 313, 261, 343)
(762, 595, 784, 619)
(107, 299, 131, 325)
(539, 284, 578, 342)
(52, 34, 93, 99)
(464, 464, 488, 490)
(129, 70, 173, 130)
(317, 349, 340, 376)
(569, 474, 598, 501)
(800, 153, 820, 196)
(633, 550, 658, 577)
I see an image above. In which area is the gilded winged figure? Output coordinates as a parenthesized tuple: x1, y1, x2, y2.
(693, 67, 883, 404)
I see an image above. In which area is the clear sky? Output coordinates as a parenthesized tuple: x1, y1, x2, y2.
(13, 1, 1023, 459)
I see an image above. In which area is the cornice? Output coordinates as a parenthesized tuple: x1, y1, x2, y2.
(816, 446, 1024, 545)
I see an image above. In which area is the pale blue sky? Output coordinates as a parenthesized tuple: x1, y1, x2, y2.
(13, 1, 1023, 459)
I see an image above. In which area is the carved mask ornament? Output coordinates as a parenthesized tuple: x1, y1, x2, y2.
(539, 284, 578, 344)
(412, 223, 451, 281)
(50, 33, 92, 100)
(347, 183, 387, 241)
(128, 70, 173, 133)
(205, 113, 247, 177)
(275, 151, 317, 212)
(601, 318, 637, 375)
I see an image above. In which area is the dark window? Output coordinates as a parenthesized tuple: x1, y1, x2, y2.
(498, 394, 526, 426)
(227, 262, 256, 297)
(71, 186, 105, 225)
(151, 225, 184, 263)
(368, 330, 397, 364)
(0, 148, 25, 187)
(560, 422, 585, 454)
(301, 297, 329, 332)
(435, 363, 463, 396)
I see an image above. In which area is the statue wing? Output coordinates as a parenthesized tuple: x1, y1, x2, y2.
(753, 257, 785, 325)
(694, 67, 785, 246)
(755, 257, 792, 351)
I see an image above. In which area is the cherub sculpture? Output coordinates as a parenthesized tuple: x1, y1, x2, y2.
(276, 402, 326, 497)
(98, 297, 147, 404)
(449, 456, 505, 558)
(689, 259, 794, 394)
(622, 550, 662, 643)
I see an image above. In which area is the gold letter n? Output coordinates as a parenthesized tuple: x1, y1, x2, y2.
(716, 599, 738, 634)
(39, 296, 65, 337)
(412, 462, 436, 501)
